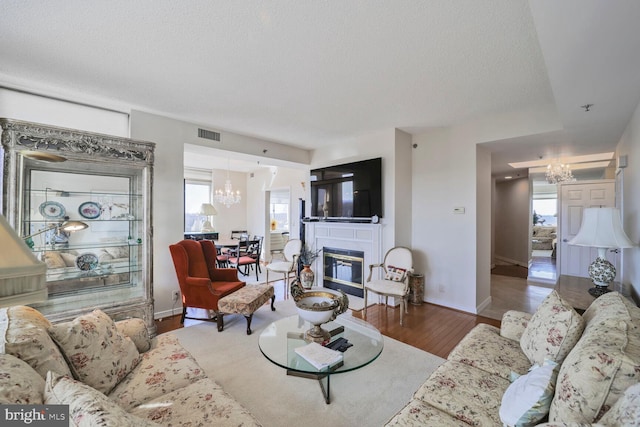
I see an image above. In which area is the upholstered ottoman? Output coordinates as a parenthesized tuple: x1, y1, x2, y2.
(217, 284, 275, 334)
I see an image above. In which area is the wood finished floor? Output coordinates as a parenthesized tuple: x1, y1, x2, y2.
(155, 278, 501, 359)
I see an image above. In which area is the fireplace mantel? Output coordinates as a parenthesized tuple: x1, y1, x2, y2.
(305, 222, 382, 288)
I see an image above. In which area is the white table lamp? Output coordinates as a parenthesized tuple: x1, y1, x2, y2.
(568, 207, 635, 297)
(199, 203, 217, 232)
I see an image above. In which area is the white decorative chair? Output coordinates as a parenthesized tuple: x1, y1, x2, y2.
(266, 239, 302, 298)
(363, 246, 414, 326)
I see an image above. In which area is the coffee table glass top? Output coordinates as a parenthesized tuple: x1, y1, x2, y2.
(258, 314, 384, 375)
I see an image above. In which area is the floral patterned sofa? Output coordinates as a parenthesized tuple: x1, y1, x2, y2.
(386, 291, 640, 426)
(0, 306, 260, 426)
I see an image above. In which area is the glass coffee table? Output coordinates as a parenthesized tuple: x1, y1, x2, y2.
(258, 314, 383, 404)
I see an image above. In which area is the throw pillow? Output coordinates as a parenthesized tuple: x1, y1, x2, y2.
(520, 290, 585, 366)
(598, 382, 640, 426)
(385, 266, 407, 282)
(60, 252, 78, 267)
(41, 252, 66, 269)
(499, 359, 559, 427)
(44, 371, 157, 427)
(0, 306, 73, 378)
(48, 309, 140, 394)
(0, 353, 45, 404)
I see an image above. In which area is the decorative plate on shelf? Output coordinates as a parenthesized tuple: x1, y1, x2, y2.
(39, 201, 66, 219)
(78, 201, 102, 219)
(76, 253, 99, 271)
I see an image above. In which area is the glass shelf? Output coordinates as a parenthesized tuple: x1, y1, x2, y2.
(1, 118, 155, 335)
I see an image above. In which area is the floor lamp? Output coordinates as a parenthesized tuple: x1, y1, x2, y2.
(568, 207, 635, 297)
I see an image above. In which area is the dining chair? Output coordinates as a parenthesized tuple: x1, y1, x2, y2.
(228, 238, 262, 280)
(169, 239, 245, 323)
(265, 239, 302, 298)
(363, 246, 413, 326)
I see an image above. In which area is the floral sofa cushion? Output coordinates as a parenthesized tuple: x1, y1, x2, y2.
(0, 306, 72, 378)
(598, 382, 640, 426)
(412, 360, 511, 426)
(500, 310, 532, 341)
(520, 290, 585, 366)
(447, 323, 531, 381)
(108, 333, 207, 411)
(129, 377, 261, 426)
(0, 353, 45, 404)
(385, 399, 471, 427)
(44, 371, 157, 427)
(549, 292, 640, 423)
(48, 309, 141, 395)
(114, 317, 151, 353)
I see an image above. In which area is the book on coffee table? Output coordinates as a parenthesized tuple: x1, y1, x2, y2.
(294, 342, 343, 370)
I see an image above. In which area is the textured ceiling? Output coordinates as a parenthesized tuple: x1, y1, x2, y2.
(1, 1, 640, 175)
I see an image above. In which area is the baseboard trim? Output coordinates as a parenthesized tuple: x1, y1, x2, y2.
(494, 255, 528, 268)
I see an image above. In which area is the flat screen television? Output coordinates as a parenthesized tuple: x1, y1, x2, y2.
(309, 157, 382, 220)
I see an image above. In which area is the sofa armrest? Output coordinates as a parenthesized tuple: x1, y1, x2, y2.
(115, 318, 151, 353)
(500, 310, 533, 342)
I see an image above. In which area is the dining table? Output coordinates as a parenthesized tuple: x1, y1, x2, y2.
(213, 238, 240, 249)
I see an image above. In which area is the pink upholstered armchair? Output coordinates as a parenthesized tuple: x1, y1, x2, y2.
(169, 239, 245, 328)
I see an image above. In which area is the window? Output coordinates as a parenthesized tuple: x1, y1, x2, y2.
(532, 198, 557, 226)
(270, 189, 290, 231)
(184, 179, 212, 232)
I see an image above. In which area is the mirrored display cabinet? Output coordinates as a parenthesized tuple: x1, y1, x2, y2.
(1, 118, 155, 336)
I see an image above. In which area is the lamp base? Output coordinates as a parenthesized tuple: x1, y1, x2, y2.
(588, 285, 612, 298)
(588, 257, 616, 298)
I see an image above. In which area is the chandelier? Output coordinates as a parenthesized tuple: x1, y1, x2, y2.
(545, 163, 576, 184)
(214, 162, 241, 208)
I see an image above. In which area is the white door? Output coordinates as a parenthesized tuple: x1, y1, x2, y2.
(558, 180, 616, 278)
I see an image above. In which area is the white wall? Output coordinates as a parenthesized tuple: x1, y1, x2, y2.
(247, 166, 307, 259)
(309, 128, 408, 255)
(615, 99, 640, 301)
(129, 110, 186, 319)
(412, 128, 478, 312)
(0, 89, 129, 137)
(476, 145, 492, 311)
(394, 129, 413, 248)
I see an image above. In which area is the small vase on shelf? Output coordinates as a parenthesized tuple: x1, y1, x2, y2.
(300, 265, 315, 289)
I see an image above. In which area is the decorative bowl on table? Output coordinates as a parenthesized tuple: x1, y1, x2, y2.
(290, 279, 349, 344)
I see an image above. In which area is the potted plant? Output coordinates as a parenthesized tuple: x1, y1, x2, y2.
(299, 244, 321, 289)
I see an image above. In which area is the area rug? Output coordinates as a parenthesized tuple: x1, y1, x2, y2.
(172, 299, 444, 427)
(491, 264, 528, 279)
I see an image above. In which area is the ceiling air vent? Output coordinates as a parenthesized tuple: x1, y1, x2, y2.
(197, 128, 221, 142)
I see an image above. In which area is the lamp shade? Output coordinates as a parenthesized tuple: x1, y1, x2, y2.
(569, 207, 635, 249)
(199, 203, 217, 216)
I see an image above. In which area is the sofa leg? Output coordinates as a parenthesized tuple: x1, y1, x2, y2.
(245, 314, 253, 335)
(180, 306, 187, 324)
(216, 312, 224, 332)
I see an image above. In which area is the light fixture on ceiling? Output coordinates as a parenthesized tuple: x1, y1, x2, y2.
(581, 103, 594, 112)
(214, 160, 241, 208)
(545, 163, 576, 184)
